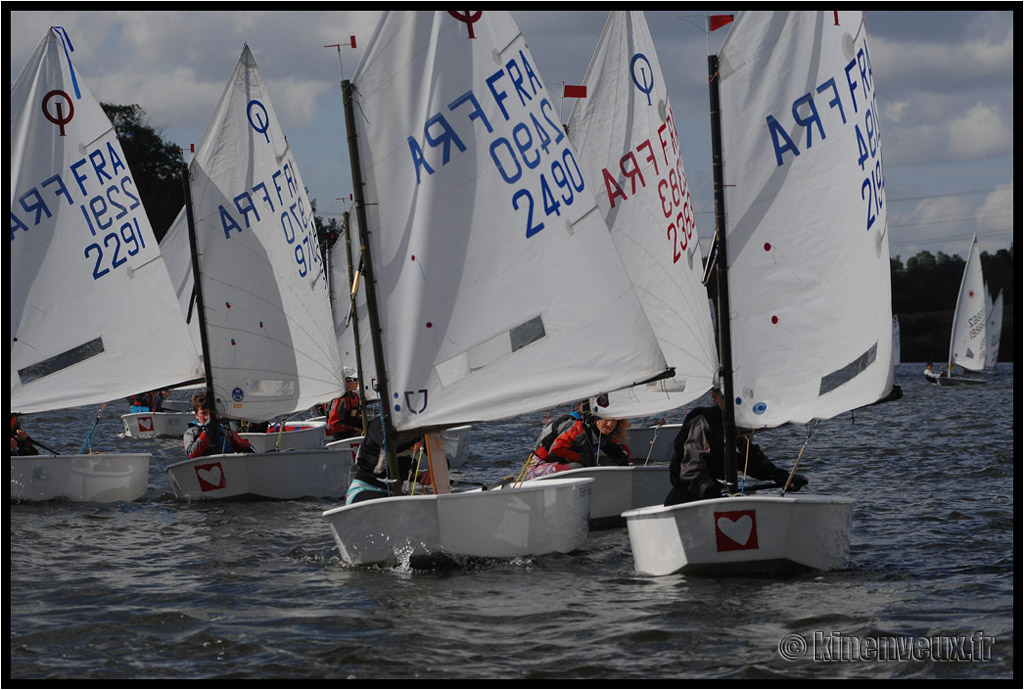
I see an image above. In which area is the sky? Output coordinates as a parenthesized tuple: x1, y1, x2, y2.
(9, 9, 1016, 262)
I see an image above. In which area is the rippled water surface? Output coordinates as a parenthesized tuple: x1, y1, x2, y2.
(9, 364, 1016, 679)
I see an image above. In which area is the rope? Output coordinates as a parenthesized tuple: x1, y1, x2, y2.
(513, 452, 535, 487)
(410, 442, 426, 495)
(781, 420, 819, 497)
(79, 402, 108, 454)
(643, 419, 666, 466)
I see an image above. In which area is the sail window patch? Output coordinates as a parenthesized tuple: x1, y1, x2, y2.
(18, 337, 105, 384)
(435, 316, 546, 387)
(510, 315, 545, 352)
(818, 342, 877, 396)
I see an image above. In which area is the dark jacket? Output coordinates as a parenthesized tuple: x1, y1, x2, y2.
(349, 420, 422, 499)
(665, 405, 788, 506)
(184, 422, 255, 459)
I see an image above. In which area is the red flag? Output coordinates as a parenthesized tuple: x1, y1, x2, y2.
(563, 84, 587, 99)
(709, 15, 734, 31)
(349, 35, 357, 49)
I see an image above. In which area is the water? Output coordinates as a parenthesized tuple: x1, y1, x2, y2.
(9, 364, 1016, 679)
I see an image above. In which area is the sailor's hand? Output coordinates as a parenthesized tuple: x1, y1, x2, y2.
(787, 474, 808, 491)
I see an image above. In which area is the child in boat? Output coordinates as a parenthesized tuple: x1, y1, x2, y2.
(327, 367, 362, 441)
(183, 391, 255, 458)
(526, 407, 631, 479)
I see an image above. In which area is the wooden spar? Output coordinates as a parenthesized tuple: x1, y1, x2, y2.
(341, 209, 370, 433)
(180, 163, 223, 450)
(707, 53, 738, 495)
(341, 79, 401, 490)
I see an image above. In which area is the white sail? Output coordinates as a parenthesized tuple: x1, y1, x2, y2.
(948, 235, 987, 373)
(11, 27, 204, 414)
(893, 315, 901, 367)
(718, 11, 893, 428)
(566, 11, 718, 418)
(986, 289, 1003, 367)
(329, 215, 378, 402)
(158, 207, 203, 356)
(350, 11, 669, 431)
(187, 46, 345, 421)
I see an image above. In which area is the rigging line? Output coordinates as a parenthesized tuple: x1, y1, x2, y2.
(781, 420, 820, 498)
(643, 418, 666, 466)
(513, 452, 534, 488)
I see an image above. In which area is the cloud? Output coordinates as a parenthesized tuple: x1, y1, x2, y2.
(947, 104, 1012, 159)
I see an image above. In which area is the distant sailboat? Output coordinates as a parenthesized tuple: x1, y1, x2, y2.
(893, 315, 901, 368)
(11, 27, 204, 501)
(321, 11, 672, 567)
(932, 235, 987, 385)
(163, 45, 352, 499)
(625, 11, 896, 575)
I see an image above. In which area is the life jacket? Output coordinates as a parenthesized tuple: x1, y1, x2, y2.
(534, 411, 582, 452)
(327, 391, 361, 435)
(185, 422, 255, 459)
(127, 392, 153, 409)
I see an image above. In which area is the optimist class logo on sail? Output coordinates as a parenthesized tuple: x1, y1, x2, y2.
(406, 15, 590, 240)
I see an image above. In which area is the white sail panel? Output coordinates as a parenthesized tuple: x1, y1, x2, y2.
(352, 11, 669, 430)
(892, 315, 901, 367)
(159, 207, 204, 357)
(329, 217, 378, 402)
(718, 11, 893, 428)
(189, 46, 344, 420)
(567, 11, 718, 418)
(986, 290, 1003, 366)
(10, 28, 204, 414)
(949, 235, 987, 372)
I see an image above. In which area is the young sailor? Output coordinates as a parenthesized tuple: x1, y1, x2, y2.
(183, 391, 255, 458)
(345, 419, 423, 504)
(526, 405, 631, 479)
(665, 386, 807, 505)
(327, 367, 362, 441)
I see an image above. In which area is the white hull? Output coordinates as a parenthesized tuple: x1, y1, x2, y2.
(626, 424, 680, 464)
(321, 476, 593, 566)
(624, 493, 854, 576)
(443, 425, 472, 468)
(325, 424, 471, 468)
(934, 375, 987, 387)
(121, 411, 193, 439)
(325, 435, 363, 464)
(239, 422, 326, 452)
(529, 465, 668, 526)
(10, 453, 150, 502)
(165, 448, 350, 500)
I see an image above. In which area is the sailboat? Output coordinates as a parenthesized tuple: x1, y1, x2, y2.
(119, 209, 200, 440)
(624, 11, 896, 575)
(320, 11, 673, 567)
(932, 235, 987, 385)
(893, 315, 901, 369)
(985, 288, 1003, 371)
(11, 27, 204, 502)
(125, 207, 330, 454)
(528, 11, 719, 524)
(163, 45, 352, 500)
